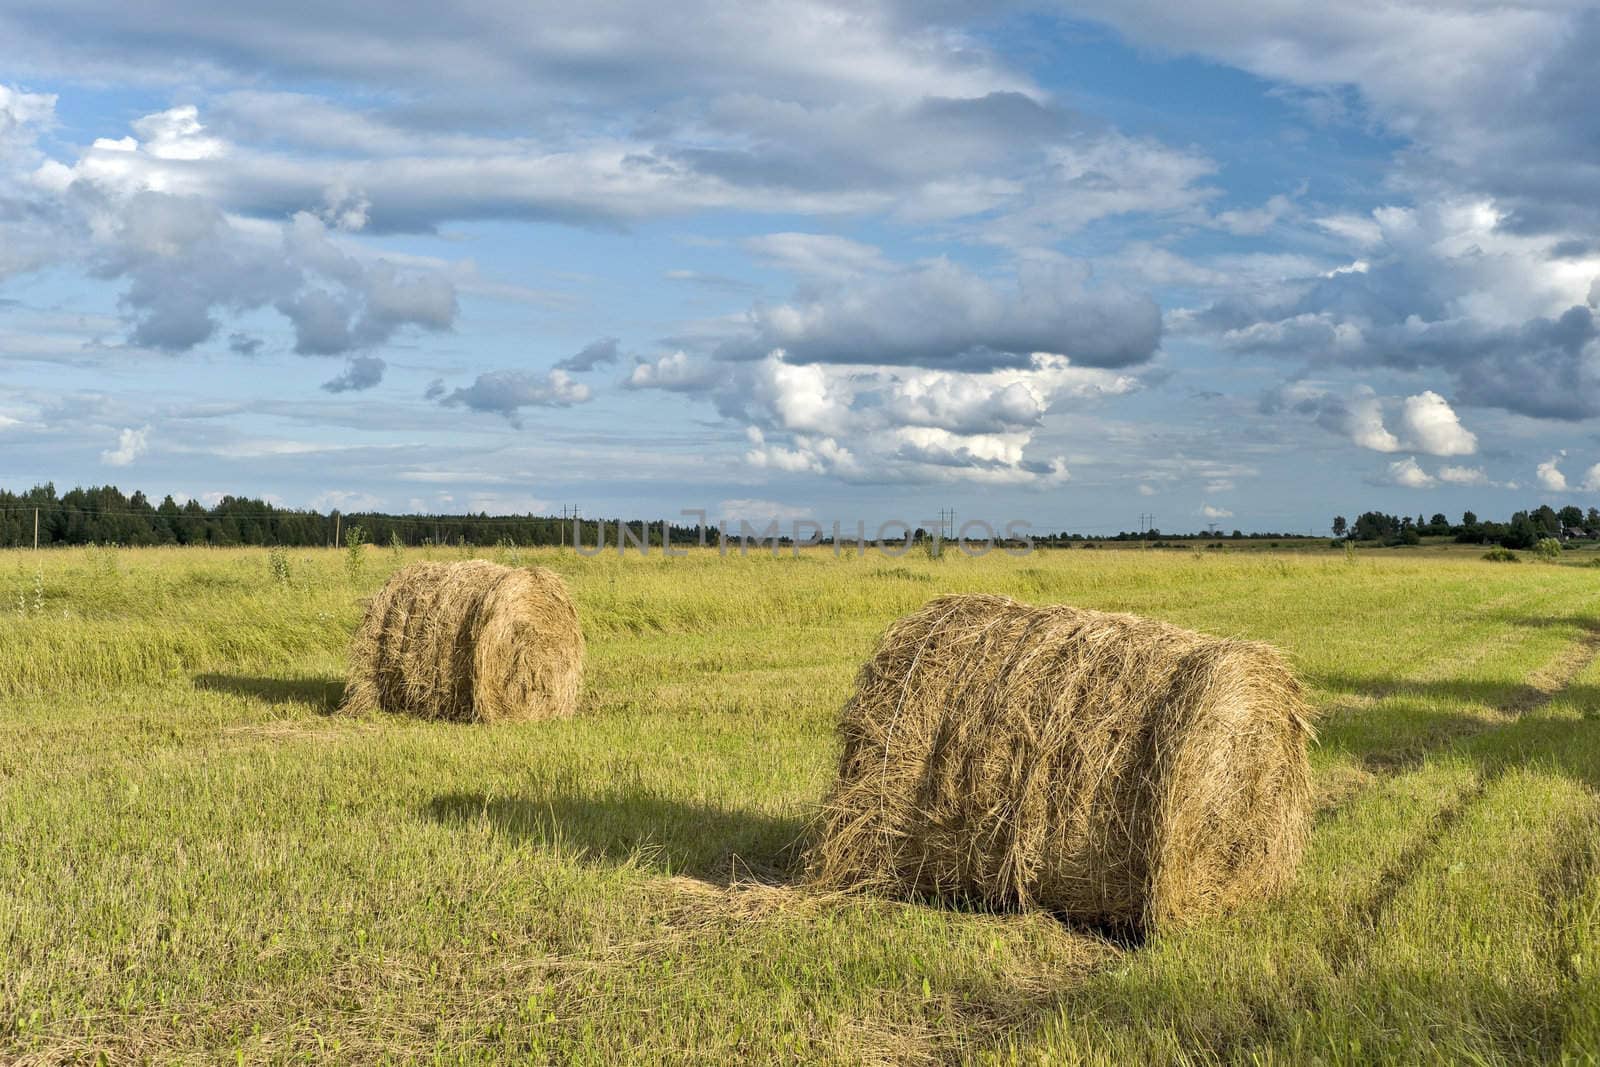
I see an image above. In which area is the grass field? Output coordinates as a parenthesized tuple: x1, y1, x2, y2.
(3, 543, 1599, 1064)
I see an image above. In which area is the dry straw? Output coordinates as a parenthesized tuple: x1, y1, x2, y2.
(341, 560, 583, 723)
(808, 593, 1314, 931)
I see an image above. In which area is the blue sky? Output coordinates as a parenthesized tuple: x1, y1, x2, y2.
(1, 1, 1596, 533)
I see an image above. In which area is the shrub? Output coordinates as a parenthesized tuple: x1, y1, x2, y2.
(1534, 538, 1563, 560)
(345, 525, 368, 582)
(1482, 548, 1520, 563)
(267, 545, 291, 587)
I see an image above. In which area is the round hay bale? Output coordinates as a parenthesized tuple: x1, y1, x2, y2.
(806, 593, 1314, 931)
(340, 560, 583, 723)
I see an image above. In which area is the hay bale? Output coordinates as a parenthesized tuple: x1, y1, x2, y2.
(807, 594, 1314, 931)
(341, 560, 583, 723)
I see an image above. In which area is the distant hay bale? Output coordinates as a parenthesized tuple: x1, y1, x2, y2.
(341, 561, 583, 723)
(807, 594, 1314, 931)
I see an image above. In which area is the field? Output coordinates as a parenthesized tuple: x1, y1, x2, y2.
(3, 543, 1599, 1064)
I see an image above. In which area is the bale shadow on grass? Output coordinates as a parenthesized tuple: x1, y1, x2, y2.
(425, 790, 809, 886)
(193, 673, 345, 712)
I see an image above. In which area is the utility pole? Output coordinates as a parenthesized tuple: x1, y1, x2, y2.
(333, 512, 340, 549)
(33, 507, 38, 551)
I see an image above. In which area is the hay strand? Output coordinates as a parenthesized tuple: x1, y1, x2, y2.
(341, 561, 583, 723)
(807, 594, 1314, 931)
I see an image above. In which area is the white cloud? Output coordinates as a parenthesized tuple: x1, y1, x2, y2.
(635, 348, 1132, 486)
(1399, 390, 1477, 456)
(1437, 465, 1490, 487)
(1269, 383, 1480, 456)
(1345, 387, 1401, 453)
(1200, 504, 1233, 520)
(100, 425, 150, 466)
(1385, 456, 1436, 489)
(1581, 464, 1600, 493)
(1538, 454, 1569, 492)
(627, 350, 721, 390)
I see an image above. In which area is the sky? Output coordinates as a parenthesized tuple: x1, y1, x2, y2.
(1, 1, 1597, 535)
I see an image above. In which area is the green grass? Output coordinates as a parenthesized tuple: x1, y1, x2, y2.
(2, 544, 1599, 1063)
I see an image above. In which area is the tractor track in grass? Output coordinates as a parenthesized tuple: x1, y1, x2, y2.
(1313, 621, 1600, 816)
(1361, 621, 1600, 776)
(1323, 622, 1600, 980)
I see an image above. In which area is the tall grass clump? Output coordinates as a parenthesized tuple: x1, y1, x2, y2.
(267, 545, 292, 587)
(344, 524, 368, 583)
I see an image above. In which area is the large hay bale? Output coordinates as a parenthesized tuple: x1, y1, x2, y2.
(807, 594, 1314, 931)
(341, 561, 583, 723)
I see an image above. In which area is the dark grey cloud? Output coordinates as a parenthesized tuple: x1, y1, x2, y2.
(715, 258, 1162, 370)
(321, 355, 386, 393)
(436, 368, 591, 427)
(1212, 250, 1600, 420)
(228, 331, 263, 355)
(554, 336, 620, 372)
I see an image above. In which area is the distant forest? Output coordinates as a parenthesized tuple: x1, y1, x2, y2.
(0, 483, 1590, 550)
(1334, 507, 1592, 549)
(0, 484, 671, 549)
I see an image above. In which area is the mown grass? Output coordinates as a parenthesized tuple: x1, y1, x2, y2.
(1, 544, 1598, 1063)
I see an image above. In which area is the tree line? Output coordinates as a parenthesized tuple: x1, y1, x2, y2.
(2, 483, 1593, 551)
(0, 484, 699, 549)
(1332, 506, 1593, 549)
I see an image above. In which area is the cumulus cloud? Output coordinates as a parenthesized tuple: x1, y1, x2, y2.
(321, 355, 386, 393)
(7, 109, 461, 366)
(436, 368, 591, 426)
(1538, 455, 1569, 492)
(1264, 382, 1481, 456)
(1438, 465, 1490, 487)
(627, 350, 722, 391)
(101, 425, 150, 466)
(718, 257, 1161, 370)
(1265, 382, 1480, 456)
(1382, 456, 1437, 490)
(555, 337, 621, 372)
(1583, 464, 1600, 493)
(1200, 504, 1233, 520)
(1201, 197, 1600, 420)
(632, 348, 1134, 485)
(1399, 390, 1477, 457)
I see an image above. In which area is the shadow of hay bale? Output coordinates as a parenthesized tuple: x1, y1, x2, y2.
(193, 673, 345, 712)
(424, 790, 807, 886)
